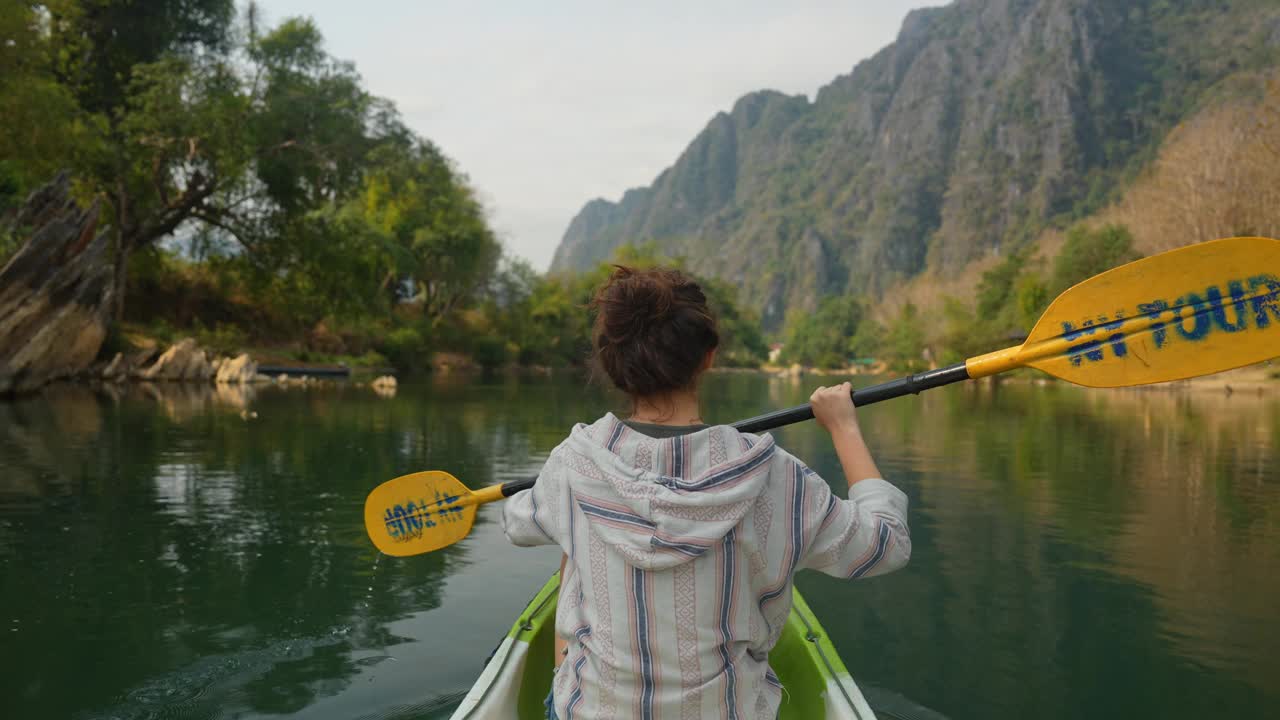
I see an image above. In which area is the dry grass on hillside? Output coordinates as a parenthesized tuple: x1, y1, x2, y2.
(874, 73, 1280, 344)
(1095, 74, 1280, 254)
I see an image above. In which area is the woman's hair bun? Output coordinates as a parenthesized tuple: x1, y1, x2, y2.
(590, 265, 719, 398)
(602, 265, 676, 330)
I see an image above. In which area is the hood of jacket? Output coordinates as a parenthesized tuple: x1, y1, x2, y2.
(561, 413, 776, 571)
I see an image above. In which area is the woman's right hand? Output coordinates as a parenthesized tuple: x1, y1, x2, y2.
(810, 382, 860, 435)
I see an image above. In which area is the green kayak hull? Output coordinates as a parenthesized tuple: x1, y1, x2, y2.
(449, 573, 878, 719)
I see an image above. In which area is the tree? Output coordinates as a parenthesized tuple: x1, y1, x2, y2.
(358, 142, 500, 322)
(0, 2, 83, 216)
(700, 276, 768, 367)
(1015, 272, 1050, 331)
(1051, 224, 1140, 294)
(1113, 77, 1280, 250)
(975, 249, 1028, 323)
(782, 296, 867, 369)
(883, 302, 926, 372)
(848, 318, 884, 360)
(1, 3, 511, 390)
(51, 0, 234, 117)
(481, 244, 767, 370)
(2, 3, 429, 320)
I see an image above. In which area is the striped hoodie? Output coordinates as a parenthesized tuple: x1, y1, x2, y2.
(502, 413, 911, 720)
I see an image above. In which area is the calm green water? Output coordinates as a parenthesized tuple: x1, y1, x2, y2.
(1, 374, 1278, 719)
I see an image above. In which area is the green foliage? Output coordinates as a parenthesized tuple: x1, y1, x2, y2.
(782, 296, 868, 369)
(701, 277, 769, 368)
(248, 17, 381, 215)
(944, 247, 1043, 355)
(469, 334, 510, 371)
(475, 244, 766, 371)
(976, 249, 1028, 323)
(883, 303, 927, 372)
(849, 319, 884, 360)
(0, 4, 768, 377)
(55, 0, 234, 116)
(0, 2, 87, 212)
(0, 220, 18, 267)
(938, 297, 985, 363)
(358, 142, 500, 321)
(1051, 224, 1141, 294)
(928, 223, 1141, 364)
(378, 326, 430, 372)
(1, 2, 484, 328)
(1015, 272, 1051, 331)
(480, 257, 588, 368)
(193, 321, 248, 356)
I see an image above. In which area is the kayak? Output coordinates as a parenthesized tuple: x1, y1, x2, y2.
(448, 572, 879, 720)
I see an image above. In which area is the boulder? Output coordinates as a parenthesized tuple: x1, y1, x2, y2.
(0, 172, 117, 394)
(139, 338, 213, 381)
(101, 352, 127, 381)
(215, 354, 258, 384)
(371, 374, 397, 398)
(125, 346, 160, 378)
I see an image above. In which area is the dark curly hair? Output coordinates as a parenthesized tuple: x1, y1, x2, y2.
(590, 265, 719, 399)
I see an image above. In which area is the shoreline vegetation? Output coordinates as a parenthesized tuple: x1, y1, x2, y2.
(0, 4, 769, 396)
(64, 326, 1275, 398)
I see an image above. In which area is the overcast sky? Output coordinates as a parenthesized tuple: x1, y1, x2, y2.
(255, 1, 937, 269)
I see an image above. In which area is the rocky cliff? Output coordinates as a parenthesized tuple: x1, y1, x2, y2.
(552, 0, 1280, 329)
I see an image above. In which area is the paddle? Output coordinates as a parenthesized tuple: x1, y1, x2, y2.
(365, 236, 1280, 557)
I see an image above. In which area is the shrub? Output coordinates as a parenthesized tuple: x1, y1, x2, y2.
(1052, 224, 1140, 293)
(470, 335, 510, 371)
(378, 326, 429, 372)
(194, 322, 249, 356)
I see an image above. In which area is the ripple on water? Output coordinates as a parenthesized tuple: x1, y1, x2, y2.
(86, 629, 355, 720)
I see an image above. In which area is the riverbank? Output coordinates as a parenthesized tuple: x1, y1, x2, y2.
(755, 359, 1277, 395)
(28, 318, 1280, 402)
(68, 332, 403, 400)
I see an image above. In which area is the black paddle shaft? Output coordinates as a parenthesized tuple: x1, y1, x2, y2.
(732, 362, 971, 433)
(499, 362, 971, 496)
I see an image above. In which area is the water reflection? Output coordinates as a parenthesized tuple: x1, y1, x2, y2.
(0, 375, 1276, 720)
(0, 378, 598, 719)
(784, 380, 1280, 719)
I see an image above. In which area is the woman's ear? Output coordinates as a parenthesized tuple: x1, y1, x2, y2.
(700, 348, 717, 372)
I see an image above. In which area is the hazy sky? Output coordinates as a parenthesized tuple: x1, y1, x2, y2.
(256, 1, 936, 269)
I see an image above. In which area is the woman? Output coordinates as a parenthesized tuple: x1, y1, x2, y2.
(503, 265, 911, 720)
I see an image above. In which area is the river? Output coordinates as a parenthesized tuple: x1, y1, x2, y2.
(1, 373, 1277, 719)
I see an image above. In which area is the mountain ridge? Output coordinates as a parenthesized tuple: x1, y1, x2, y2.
(551, 0, 1280, 330)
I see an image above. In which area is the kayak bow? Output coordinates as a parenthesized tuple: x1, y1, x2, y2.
(448, 573, 878, 719)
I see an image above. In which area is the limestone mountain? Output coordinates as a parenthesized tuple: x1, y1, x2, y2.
(551, 0, 1280, 330)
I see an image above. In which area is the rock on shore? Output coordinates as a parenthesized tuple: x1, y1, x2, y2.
(215, 354, 258, 384)
(139, 338, 214, 381)
(0, 172, 116, 394)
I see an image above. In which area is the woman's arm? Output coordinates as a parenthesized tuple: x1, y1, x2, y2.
(810, 382, 882, 487)
(801, 382, 911, 579)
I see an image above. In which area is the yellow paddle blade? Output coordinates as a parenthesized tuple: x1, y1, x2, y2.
(364, 471, 478, 556)
(995, 236, 1280, 387)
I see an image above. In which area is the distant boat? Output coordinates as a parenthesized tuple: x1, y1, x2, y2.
(256, 364, 351, 378)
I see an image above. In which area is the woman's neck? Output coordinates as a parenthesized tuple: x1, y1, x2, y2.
(630, 390, 702, 426)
